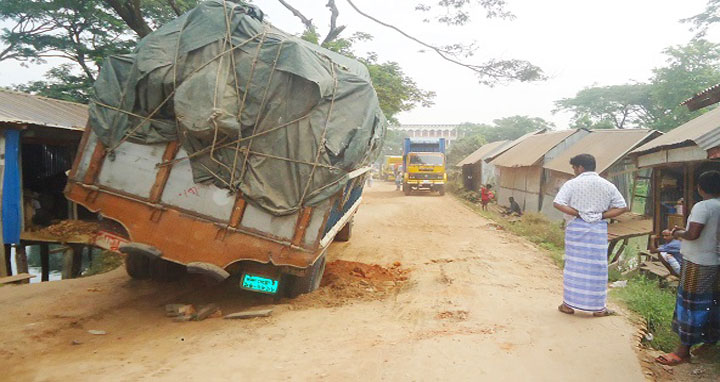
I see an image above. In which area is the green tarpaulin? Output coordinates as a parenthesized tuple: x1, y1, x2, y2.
(89, 0, 386, 216)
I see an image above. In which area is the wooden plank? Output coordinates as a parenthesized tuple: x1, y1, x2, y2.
(83, 141, 107, 185)
(291, 207, 313, 247)
(224, 308, 273, 319)
(229, 193, 248, 229)
(149, 141, 180, 203)
(0, 273, 35, 284)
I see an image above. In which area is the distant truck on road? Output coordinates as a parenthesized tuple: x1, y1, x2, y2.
(402, 138, 447, 196)
(381, 155, 403, 181)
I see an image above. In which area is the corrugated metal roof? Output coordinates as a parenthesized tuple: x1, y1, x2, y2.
(483, 129, 548, 162)
(631, 106, 720, 155)
(544, 129, 658, 175)
(456, 140, 509, 167)
(490, 129, 579, 168)
(682, 83, 720, 111)
(0, 88, 88, 131)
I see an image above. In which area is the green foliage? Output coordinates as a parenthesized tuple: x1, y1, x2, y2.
(446, 134, 486, 166)
(612, 276, 678, 352)
(14, 64, 94, 103)
(0, 0, 197, 103)
(83, 250, 124, 277)
(381, 128, 408, 157)
(648, 39, 720, 132)
(448, 116, 553, 166)
(557, 39, 720, 133)
(554, 84, 654, 129)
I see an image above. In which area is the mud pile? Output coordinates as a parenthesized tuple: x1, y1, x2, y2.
(292, 260, 409, 308)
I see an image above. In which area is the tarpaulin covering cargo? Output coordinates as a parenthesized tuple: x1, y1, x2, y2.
(89, 0, 386, 216)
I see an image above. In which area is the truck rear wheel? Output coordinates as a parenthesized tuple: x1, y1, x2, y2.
(150, 259, 187, 282)
(403, 182, 411, 196)
(438, 185, 445, 196)
(334, 218, 353, 242)
(125, 253, 152, 280)
(285, 254, 326, 298)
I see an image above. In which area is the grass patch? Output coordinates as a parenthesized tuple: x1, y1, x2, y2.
(83, 250, 124, 277)
(611, 276, 678, 352)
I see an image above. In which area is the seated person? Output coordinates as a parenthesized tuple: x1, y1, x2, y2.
(501, 196, 523, 217)
(648, 229, 682, 276)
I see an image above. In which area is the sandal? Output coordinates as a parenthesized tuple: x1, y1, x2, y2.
(592, 308, 616, 317)
(557, 304, 574, 315)
(655, 353, 690, 366)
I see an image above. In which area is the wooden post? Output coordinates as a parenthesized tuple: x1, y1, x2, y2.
(70, 245, 82, 278)
(40, 243, 49, 282)
(0, 129, 6, 277)
(62, 247, 74, 280)
(4, 244, 11, 276)
(15, 244, 29, 283)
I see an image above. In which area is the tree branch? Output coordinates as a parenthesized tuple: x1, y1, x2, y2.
(277, 0, 314, 31)
(166, 0, 183, 16)
(105, 0, 154, 37)
(321, 0, 345, 45)
(344, 0, 544, 85)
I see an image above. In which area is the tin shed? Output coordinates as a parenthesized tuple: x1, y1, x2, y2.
(456, 140, 512, 191)
(489, 129, 589, 213)
(541, 129, 660, 221)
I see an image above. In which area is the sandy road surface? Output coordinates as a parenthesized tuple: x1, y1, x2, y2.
(0, 183, 646, 381)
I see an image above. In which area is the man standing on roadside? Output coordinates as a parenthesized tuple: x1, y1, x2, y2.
(553, 154, 628, 317)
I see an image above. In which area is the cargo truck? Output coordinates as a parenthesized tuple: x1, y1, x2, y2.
(64, 0, 386, 298)
(381, 155, 403, 181)
(402, 138, 447, 196)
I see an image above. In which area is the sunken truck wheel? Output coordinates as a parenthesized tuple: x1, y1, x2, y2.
(334, 218, 354, 242)
(403, 182, 411, 196)
(150, 258, 187, 282)
(125, 253, 152, 280)
(285, 254, 326, 298)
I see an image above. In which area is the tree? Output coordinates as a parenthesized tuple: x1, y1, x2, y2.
(447, 115, 553, 166)
(647, 39, 720, 131)
(0, 0, 199, 102)
(276, 0, 545, 85)
(555, 39, 720, 132)
(553, 84, 654, 130)
(683, 0, 720, 37)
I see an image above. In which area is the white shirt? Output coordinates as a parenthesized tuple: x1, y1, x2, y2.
(681, 198, 720, 266)
(553, 172, 627, 223)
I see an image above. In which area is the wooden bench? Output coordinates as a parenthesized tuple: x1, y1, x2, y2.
(0, 273, 35, 285)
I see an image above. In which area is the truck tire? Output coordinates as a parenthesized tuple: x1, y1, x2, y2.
(334, 218, 353, 242)
(150, 258, 187, 282)
(438, 185, 446, 196)
(285, 254, 326, 298)
(125, 253, 152, 280)
(403, 182, 411, 196)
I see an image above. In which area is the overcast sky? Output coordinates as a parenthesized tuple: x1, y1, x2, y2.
(1, 0, 718, 129)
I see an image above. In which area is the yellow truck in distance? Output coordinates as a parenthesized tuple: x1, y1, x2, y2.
(402, 138, 447, 196)
(381, 155, 403, 181)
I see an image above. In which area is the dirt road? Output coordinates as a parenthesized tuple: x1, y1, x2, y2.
(0, 183, 646, 381)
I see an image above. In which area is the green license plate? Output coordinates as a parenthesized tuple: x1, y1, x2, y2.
(241, 274, 279, 294)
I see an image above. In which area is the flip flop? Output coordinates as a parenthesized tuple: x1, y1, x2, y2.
(655, 353, 690, 366)
(557, 304, 574, 315)
(592, 308, 616, 317)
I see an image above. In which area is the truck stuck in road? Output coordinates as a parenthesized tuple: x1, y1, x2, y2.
(64, 0, 386, 297)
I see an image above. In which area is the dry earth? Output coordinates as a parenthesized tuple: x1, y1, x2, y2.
(0, 183, 664, 381)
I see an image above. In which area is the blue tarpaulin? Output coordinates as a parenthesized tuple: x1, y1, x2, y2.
(3, 129, 21, 244)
